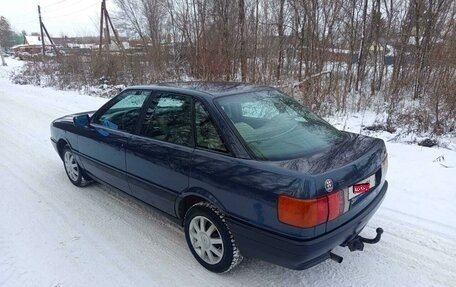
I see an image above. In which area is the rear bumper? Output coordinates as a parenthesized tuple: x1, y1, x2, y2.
(226, 181, 388, 270)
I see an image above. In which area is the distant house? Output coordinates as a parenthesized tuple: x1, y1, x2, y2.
(24, 35, 52, 46)
(11, 35, 178, 58)
(11, 35, 99, 57)
(10, 36, 54, 58)
(54, 36, 129, 53)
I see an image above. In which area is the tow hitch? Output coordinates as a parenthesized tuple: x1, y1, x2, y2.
(330, 228, 384, 263)
(345, 227, 383, 252)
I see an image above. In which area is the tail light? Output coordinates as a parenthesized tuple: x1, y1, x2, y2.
(278, 190, 345, 228)
(327, 190, 345, 220)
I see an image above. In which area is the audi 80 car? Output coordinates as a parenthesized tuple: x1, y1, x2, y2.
(51, 82, 388, 273)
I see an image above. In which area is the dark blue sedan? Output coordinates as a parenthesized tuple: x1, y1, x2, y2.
(50, 82, 388, 273)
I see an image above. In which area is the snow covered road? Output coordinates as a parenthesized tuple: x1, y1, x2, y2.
(1, 66, 456, 286)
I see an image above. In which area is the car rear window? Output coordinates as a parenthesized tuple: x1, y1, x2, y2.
(216, 89, 346, 160)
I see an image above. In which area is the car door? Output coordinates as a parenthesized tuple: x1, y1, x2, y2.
(78, 89, 151, 192)
(126, 92, 193, 215)
(187, 99, 236, 204)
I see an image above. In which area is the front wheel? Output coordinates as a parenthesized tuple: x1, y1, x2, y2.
(184, 202, 243, 273)
(62, 145, 90, 187)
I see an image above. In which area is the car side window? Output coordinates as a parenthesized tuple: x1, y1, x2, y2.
(194, 100, 228, 153)
(140, 94, 192, 147)
(93, 90, 150, 133)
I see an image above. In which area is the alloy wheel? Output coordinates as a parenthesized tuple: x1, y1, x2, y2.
(188, 215, 224, 265)
(64, 150, 79, 182)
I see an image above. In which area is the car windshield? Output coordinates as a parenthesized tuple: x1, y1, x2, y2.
(215, 89, 346, 160)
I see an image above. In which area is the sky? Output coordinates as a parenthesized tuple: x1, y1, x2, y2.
(1, 0, 119, 37)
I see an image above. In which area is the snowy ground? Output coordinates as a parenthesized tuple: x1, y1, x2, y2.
(1, 58, 456, 287)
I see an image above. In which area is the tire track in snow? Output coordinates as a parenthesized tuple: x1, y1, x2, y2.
(382, 207, 456, 235)
(367, 214, 456, 286)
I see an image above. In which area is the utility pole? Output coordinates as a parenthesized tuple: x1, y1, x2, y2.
(42, 24, 60, 56)
(37, 5, 60, 58)
(104, 1, 111, 47)
(99, 0, 110, 53)
(98, 0, 104, 54)
(105, 9, 124, 52)
(38, 5, 45, 57)
(99, 0, 124, 54)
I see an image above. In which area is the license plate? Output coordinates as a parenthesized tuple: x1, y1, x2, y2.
(348, 174, 376, 199)
(353, 183, 370, 194)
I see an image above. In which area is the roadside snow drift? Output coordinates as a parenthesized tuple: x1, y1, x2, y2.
(1, 59, 455, 287)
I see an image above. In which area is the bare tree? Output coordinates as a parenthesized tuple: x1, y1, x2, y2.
(24, 0, 456, 134)
(238, 0, 247, 81)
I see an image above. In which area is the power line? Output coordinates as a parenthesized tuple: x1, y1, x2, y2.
(42, 0, 86, 14)
(12, 1, 100, 34)
(42, 0, 113, 13)
(41, 0, 69, 9)
(14, 7, 38, 19)
(59, 2, 99, 17)
(43, 2, 99, 19)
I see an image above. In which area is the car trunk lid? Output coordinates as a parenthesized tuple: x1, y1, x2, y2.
(275, 132, 386, 192)
(273, 132, 387, 232)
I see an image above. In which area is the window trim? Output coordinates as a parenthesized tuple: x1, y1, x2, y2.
(90, 123, 136, 137)
(129, 131, 196, 154)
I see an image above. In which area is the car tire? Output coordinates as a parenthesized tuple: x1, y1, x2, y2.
(62, 145, 90, 187)
(184, 202, 243, 273)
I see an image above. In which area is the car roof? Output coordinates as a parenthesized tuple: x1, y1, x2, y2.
(128, 81, 272, 98)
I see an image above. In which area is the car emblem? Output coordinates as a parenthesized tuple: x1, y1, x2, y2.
(325, 179, 334, 192)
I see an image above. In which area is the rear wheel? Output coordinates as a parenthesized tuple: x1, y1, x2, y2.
(184, 202, 243, 273)
(62, 145, 89, 187)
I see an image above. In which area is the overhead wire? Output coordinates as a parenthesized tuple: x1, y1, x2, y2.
(42, 0, 94, 14)
(41, 0, 69, 9)
(11, 0, 109, 34)
(42, 2, 100, 20)
(12, 6, 38, 19)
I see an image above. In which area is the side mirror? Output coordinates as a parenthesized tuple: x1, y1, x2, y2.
(73, 114, 90, 127)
